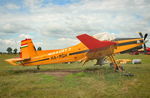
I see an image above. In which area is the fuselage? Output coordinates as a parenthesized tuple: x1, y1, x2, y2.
(22, 38, 144, 66)
(5, 34, 144, 66)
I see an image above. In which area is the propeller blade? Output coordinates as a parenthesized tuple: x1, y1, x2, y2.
(143, 44, 147, 53)
(144, 33, 148, 40)
(139, 32, 143, 38)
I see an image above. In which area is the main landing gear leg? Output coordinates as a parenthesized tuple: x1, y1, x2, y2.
(37, 65, 40, 70)
(108, 55, 123, 72)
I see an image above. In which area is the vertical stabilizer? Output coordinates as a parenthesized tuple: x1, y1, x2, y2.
(20, 39, 37, 58)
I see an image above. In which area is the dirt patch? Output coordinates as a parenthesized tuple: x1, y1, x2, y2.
(41, 70, 82, 77)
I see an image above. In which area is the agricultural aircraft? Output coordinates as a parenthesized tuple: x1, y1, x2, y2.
(5, 32, 148, 72)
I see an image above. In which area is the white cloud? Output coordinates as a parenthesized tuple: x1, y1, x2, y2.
(0, 23, 34, 34)
(24, 0, 43, 9)
(34, 42, 43, 47)
(4, 3, 20, 10)
(1, 0, 150, 37)
(0, 39, 19, 52)
(58, 38, 79, 43)
(19, 34, 32, 39)
(0, 0, 150, 52)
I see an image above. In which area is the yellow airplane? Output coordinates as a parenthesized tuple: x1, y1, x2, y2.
(5, 32, 148, 71)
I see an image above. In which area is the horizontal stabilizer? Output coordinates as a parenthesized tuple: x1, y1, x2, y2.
(77, 34, 116, 50)
(5, 57, 30, 66)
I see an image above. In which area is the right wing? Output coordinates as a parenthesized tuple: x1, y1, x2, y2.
(77, 34, 117, 50)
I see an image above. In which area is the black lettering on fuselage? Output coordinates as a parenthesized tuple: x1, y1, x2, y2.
(50, 54, 67, 60)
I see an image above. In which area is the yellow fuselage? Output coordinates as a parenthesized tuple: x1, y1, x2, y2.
(22, 38, 143, 66)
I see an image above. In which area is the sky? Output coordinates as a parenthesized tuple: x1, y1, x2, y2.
(0, 0, 150, 52)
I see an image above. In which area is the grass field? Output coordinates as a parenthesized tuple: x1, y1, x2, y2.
(0, 54, 150, 98)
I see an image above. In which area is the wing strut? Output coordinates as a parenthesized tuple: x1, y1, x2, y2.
(108, 55, 123, 72)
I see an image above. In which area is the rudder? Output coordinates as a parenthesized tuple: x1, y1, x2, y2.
(20, 39, 37, 59)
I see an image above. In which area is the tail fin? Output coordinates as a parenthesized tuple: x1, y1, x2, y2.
(20, 39, 37, 59)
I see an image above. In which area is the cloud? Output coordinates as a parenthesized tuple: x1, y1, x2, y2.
(4, 3, 20, 10)
(24, 0, 43, 9)
(0, 0, 150, 52)
(58, 37, 79, 43)
(1, 0, 150, 36)
(0, 23, 34, 34)
(19, 34, 32, 39)
(0, 39, 19, 52)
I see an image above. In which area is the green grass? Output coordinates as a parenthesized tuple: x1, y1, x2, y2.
(0, 54, 150, 98)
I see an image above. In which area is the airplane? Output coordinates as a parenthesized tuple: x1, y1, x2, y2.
(5, 32, 148, 72)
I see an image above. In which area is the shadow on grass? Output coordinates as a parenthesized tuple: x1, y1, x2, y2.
(8, 66, 102, 71)
(6, 69, 82, 76)
(84, 66, 115, 73)
(6, 66, 114, 76)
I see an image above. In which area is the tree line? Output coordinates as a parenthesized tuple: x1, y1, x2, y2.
(6, 47, 18, 54)
(0, 47, 42, 54)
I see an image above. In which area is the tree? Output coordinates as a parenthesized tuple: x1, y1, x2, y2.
(7, 47, 12, 54)
(13, 48, 18, 54)
(37, 47, 42, 51)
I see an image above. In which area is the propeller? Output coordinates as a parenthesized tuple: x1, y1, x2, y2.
(139, 32, 143, 38)
(138, 32, 148, 53)
(144, 33, 148, 40)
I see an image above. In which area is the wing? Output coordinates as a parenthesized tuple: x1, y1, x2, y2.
(76, 34, 117, 50)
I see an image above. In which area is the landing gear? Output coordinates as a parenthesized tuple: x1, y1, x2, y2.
(95, 58, 105, 66)
(37, 65, 40, 70)
(108, 55, 123, 72)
